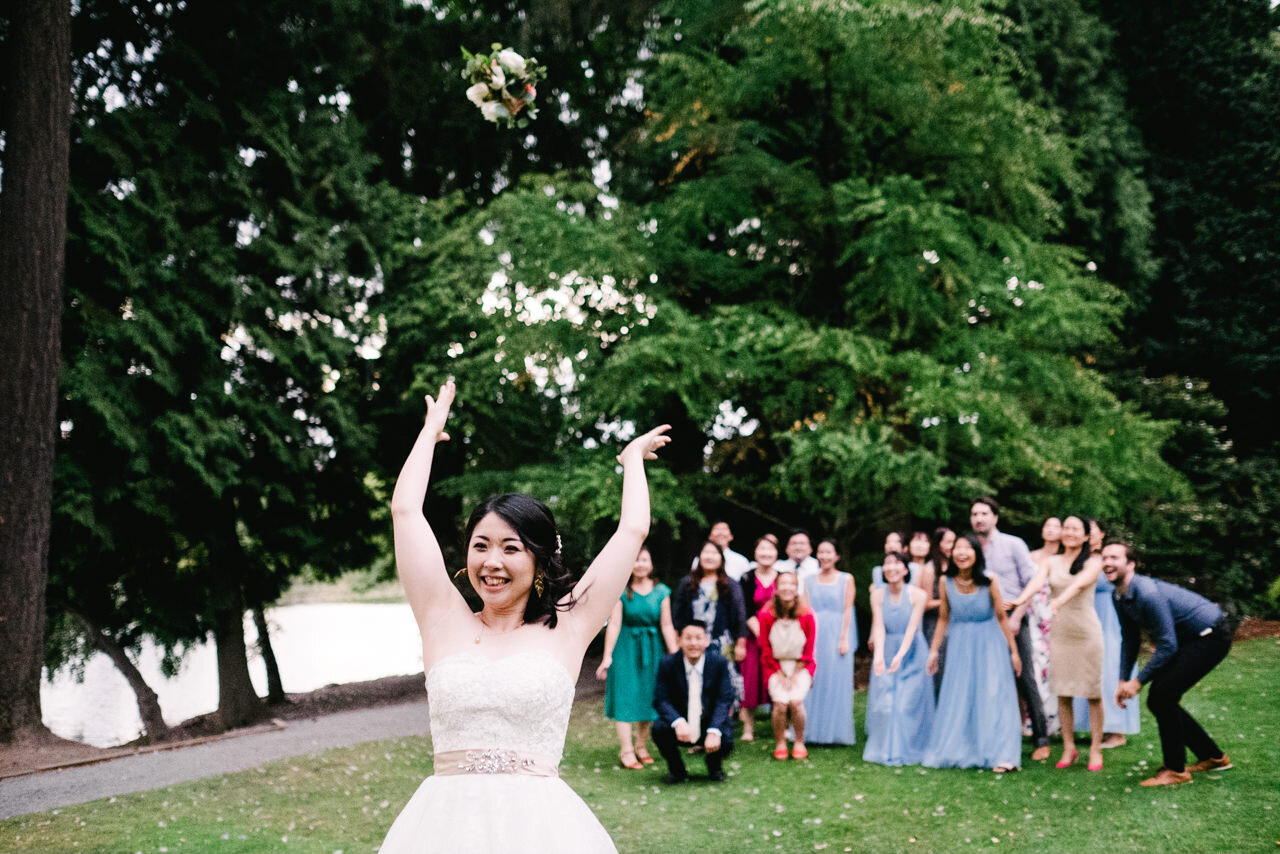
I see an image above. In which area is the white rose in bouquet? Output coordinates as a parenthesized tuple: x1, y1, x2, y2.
(461, 42, 545, 129)
(496, 48, 526, 76)
(480, 101, 511, 123)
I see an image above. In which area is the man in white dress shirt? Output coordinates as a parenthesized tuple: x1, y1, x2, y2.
(652, 621, 736, 783)
(778, 528, 820, 590)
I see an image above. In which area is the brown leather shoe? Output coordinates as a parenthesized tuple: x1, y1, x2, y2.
(1030, 745, 1051, 762)
(1140, 768, 1192, 786)
(1187, 754, 1232, 773)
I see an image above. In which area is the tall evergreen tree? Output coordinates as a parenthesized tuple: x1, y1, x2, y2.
(384, 0, 1193, 565)
(55, 0, 391, 730)
(0, 0, 72, 745)
(1096, 0, 1280, 606)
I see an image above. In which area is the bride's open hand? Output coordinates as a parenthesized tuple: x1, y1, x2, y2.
(616, 424, 672, 465)
(423, 380, 455, 442)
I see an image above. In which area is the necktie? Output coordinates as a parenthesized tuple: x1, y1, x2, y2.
(687, 662, 702, 743)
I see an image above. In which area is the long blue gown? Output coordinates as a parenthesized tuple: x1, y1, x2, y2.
(803, 573, 856, 744)
(863, 588, 934, 765)
(923, 578, 1021, 769)
(1072, 573, 1140, 734)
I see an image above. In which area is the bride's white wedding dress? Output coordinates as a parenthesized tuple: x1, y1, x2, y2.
(379, 650, 618, 853)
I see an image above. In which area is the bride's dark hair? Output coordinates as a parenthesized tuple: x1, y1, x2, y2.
(463, 493, 579, 628)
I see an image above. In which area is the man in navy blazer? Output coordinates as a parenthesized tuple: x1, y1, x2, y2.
(652, 619, 736, 783)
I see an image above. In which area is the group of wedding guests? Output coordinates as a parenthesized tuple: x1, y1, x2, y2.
(596, 499, 1234, 787)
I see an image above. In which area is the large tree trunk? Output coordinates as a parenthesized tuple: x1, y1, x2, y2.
(251, 603, 287, 704)
(68, 607, 172, 744)
(212, 585, 265, 731)
(0, 0, 71, 745)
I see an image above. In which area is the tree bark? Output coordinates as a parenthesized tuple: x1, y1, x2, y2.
(213, 585, 265, 730)
(68, 607, 172, 743)
(0, 0, 71, 745)
(252, 603, 287, 704)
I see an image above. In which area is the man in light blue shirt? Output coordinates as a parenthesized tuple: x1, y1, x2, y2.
(972, 497, 1050, 761)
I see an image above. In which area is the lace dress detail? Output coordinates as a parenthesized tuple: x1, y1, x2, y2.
(427, 652, 574, 759)
(379, 651, 617, 853)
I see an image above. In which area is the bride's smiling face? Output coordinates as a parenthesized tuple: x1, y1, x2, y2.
(467, 512, 536, 607)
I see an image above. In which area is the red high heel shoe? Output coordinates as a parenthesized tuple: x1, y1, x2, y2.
(1055, 748, 1079, 768)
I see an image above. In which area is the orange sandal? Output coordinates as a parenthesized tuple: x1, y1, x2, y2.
(620, 750, 643, 770)
(791, 745, 809, 760)
(635, 748, 655, 765)
(773, 747, 789, 760)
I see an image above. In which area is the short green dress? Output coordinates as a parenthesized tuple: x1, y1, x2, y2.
(604, 582, 671, 722)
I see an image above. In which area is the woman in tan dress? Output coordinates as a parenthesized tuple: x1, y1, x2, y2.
(1009, 516, 1105, 771)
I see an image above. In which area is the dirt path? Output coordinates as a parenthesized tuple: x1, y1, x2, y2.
(0, 700, 430, 820)
(0, 655, 605, 820)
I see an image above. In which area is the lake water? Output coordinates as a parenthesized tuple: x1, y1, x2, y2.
(41, 602, 424, 748)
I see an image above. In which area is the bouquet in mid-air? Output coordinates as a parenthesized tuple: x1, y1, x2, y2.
(462, 43, 546, 129)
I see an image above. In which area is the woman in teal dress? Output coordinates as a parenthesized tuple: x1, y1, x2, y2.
(923, 534, 1023, 772)
(596, 545, 677, 768)
(864, 551, 934, 765)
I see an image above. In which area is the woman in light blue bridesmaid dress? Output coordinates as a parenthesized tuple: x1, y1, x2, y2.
(803, 539, 857, 744)
(864, 551, 934, 765)
(922, 534, 1023, 772)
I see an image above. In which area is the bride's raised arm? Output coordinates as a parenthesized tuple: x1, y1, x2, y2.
(390, 380, 471, 628)
(563, 425, 671, 641)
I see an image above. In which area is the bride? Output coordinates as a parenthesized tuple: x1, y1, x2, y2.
(381, 380, 670, 853)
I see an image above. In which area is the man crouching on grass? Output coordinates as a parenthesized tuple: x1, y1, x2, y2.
(652, 620, 735, 783)
(1104, 542, 1233, 786)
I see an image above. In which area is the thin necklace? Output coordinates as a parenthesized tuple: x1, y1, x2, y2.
(474, 614, 523, 644)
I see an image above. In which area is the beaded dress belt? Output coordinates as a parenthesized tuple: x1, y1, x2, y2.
(433, 748, 560, 778)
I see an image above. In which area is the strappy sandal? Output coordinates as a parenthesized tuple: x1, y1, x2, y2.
(635, 747, 655, 765)
(620, 750, 644, 770)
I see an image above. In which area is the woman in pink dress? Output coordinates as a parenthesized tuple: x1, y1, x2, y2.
(738, 534, 781, 741)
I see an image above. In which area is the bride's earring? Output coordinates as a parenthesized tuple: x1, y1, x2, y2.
(534, 570, 545, 597)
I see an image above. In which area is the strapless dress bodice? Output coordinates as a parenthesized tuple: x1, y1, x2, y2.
(426, 651, 575, 761)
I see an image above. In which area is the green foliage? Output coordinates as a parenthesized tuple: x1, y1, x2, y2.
(565, 0, 1189, 544)
(39, 0, 1279, 729)
(1001, 0, 1158, 300)
(51, 0, 402, 684)
(1093, 0, 1280, 609)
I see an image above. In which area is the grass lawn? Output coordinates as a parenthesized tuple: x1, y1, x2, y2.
(4, 639, 1277, 853)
